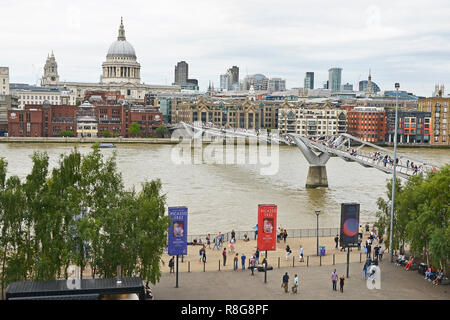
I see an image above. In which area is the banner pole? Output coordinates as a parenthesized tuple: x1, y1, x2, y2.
(176, 255, 179, 288)
(346, 247, 350, 278)
(264, 251, 268, 283)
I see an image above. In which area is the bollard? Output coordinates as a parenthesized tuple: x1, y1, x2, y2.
(293, 256, 295, 267)
(333, 254, 335, 265)
(203, 261, 205, 272)
(320, 255, 322, 266)
(278, 257, 280, 268)
(188, 261, 190, 273)
(307, 256, 309, 267)
(360, 252, 362, 263)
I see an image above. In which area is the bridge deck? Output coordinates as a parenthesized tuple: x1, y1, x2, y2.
(178, 122, 439, 179)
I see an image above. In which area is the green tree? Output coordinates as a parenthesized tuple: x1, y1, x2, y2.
(101, 130, 113, 138)
(129, 122, 141, 137)
(155, 125, 168, 138)
(376, 165, 450, 271)
(59, 130, 74, 137)
(0, 145, 171, 294)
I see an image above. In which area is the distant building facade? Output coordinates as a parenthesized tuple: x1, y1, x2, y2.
(346, 106, 386, 143)
(304, 72, 314, 90)
(418, 97, 449, 145)
(278, 101, 347, 137)
(268, 78, 286, 92)
(328, 68, 342, 92)
(1, 67, 9, 95)
(8, 92, 162, 138)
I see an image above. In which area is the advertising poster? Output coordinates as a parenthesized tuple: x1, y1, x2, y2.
(168, 206, 188, 255)
(257, 204, 277, 251)
(340, 203, 360, 247)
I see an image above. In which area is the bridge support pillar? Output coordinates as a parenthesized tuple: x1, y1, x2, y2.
(306, 165, 328, 188)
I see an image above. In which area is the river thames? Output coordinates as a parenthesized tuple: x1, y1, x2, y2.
(0, 143, 448, 234)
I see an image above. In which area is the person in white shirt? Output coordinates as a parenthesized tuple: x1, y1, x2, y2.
(299, 246, 304, 262)
(292, 274, 299, 293)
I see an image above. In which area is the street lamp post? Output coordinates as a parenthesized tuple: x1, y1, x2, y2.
(389, 83, 400, 263)
(315, 210, 321, 256)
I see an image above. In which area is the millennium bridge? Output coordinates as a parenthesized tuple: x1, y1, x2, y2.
(174, 122, 439, 188)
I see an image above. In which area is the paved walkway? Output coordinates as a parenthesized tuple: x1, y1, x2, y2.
(161, 236, 362, 273)
(152, 259, 450, 300)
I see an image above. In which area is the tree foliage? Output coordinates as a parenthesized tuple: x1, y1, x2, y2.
(59, 130, 75, 137)
(155, 125, 168, 138)
(376, 165, 450, 270)
(0, 146, 170, 298)
(129, 122, 141, 137)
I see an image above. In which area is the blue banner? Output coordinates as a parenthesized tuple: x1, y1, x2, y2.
(168, 207, 188, 256)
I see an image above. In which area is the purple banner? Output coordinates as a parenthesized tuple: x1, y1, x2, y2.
(168, 207, 188, 256)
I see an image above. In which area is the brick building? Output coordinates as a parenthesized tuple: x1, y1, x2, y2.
(346, 107, 386, 143)
(8, 94, 163, 138)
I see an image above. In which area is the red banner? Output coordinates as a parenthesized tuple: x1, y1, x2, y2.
(257, 204, 277, 251)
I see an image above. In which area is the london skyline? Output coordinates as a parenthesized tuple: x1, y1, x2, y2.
(2, 0, 450, 96)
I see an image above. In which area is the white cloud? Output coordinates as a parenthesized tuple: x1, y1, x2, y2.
(1, 0, 450, 96)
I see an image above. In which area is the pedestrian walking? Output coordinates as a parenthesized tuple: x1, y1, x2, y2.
(285, 245, 291, 260)
(233, 253, 238, 270)
(231, 229, 236, 243)
(241, 253, 246, 270)
(198, 247, 203, 262)
(255, 248, 260, 265)
(334, 234, 339, 249)
(339, 275, 345, 293)
(250, 255, 256, 275)
(282, 272, 289, 293)
(292, 274, 299, 293)
(299, 245, 304, 262)
(363, 261, 369, 280)
(202, 249, 207, 264)
(169, 256, 175, 274)
(276, 227, 281, 243)
(379, 247, 384, 261)
(254, 224, 258, 240)
(331, 269, 338, 291)
(206, 234, 211, 249)
(222, 247, 227, 266)
(283, 229, 288, 243)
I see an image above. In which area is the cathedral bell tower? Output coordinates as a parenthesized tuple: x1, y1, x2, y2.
(41, 51, 60, 87)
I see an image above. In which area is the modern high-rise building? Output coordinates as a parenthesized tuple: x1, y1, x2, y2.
(242, 74, 269, 91)
(328, 67, 342, 92)
(173, 60, 198, 90)
(219, 74, 228, 91)
(228, 66, 239, 85)
(268, 78, 286, 91)
(359, 80, 380, 93)
(304, 72, 314, 89)
(342, 83, 353, 91)
(174, 61, 188, 85)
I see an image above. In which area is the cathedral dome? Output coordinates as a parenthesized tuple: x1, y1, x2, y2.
(107, 40, 136, 58)
(106, 18, 136, 59)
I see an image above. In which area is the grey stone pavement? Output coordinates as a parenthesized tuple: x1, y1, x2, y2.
(152, 259, 450, 300)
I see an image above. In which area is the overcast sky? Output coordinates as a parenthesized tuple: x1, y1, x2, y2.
(2, 0, 450, 96)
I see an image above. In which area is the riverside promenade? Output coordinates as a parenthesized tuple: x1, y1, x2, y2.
(153, 260, 450, 300)
(161, 234, 359, 273)
(0, 137, 177, 144)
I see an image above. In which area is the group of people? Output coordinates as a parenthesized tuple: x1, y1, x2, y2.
(277, 227, 288, 243)
(331, 269, 346, 293)
(281, 272, 299, 293)
(424, 265, 446, 286)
